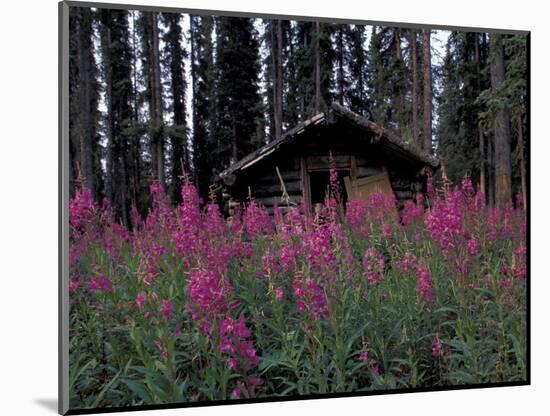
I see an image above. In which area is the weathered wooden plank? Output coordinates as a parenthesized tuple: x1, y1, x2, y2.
(252, 179, 301, 192)
(254, 169, 302, 185)
(251, 180, 302, 197)
(344, 176, 352, 198)
(390, 177, 414, 186)
(301, 157, 311, 210)
(354, 156, 372, 167)
(356, 166, 384, 178)
(255, 194, 302, 208)
(390, 181, 411, 190)
(389, 177, 423, 193)
(306, 155, 351, 170)
(260, 157, 301, 171)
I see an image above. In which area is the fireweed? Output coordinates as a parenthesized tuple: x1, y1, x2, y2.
(68, 176, 527, 407)
(363, 247, 386, 285)
(416, 263, 435, 304)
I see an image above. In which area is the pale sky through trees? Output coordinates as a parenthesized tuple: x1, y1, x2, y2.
(90, 8, 450, 178)
(93, 9, 450, 147)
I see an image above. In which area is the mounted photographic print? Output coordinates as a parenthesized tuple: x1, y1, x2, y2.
(59, 1, 530, 414)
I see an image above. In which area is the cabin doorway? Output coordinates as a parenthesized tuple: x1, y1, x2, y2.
(309, 170, 350, 207)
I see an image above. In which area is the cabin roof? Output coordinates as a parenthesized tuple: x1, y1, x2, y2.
(218, 102, 439, 185)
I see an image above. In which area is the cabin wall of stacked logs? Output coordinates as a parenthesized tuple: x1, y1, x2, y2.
(221, 153, 425, 217)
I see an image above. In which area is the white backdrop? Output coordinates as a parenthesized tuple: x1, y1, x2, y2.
(0, 0, 545, 415)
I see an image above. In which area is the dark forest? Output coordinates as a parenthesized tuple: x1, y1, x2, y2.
(69, 7, 528, 224)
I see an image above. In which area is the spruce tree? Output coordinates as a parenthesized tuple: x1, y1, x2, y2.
(422, 27, 432, 152)
(138, 11, 165, 187)
(162, 12, 188, 204)
(504, 35, 527, 208)
(98, 8, 134, 225)
(212, 16, 263, 169)
(392, 28, 408, 135)
(438, 32, 494, 188)
(189, 15, 215, 200)
(127, 9, 146, 215)
(409, 29, 420, 144)
(437, 35, 466, 182)
(367, 26, 394, 127)
(333, 24, 349, 106)
(284, 21, 301, 127)
(69, 7, 102, 200)
(489, 33, 512, 207)
(287, 21, 334, 121)
(292, 21, 315, 120)
(346, 25, 368, 116)
(263, 19, 287, 141)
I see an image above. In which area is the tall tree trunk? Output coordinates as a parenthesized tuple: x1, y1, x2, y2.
(395, 29, 405, 133)
(276, 20, 283, 137)
(517, 115, 527, 210)
(150, 11, 164, 186)
(474, 35, 486, 197)
(270, 21, 283, 140)
(190, 16, 198, 184)
(490, 33, 512, 207)
(190, 15, 214, 200)
(314, 21, 321, 113)
(164, 12, 188, 204)
(102, 22, 114, 203)
(337, 27, 345, 105)
(300, 30, 307, 118)
(285, 21, 298, 126)
(422, 28, 432, 153)
(410, 30, 419, 145)
(76, 8, 96, 195)
(232, 119, 238, 162)
(131, 10, 141, 210)
(98, 10, 132, 224)
(269, 22, 277, 139)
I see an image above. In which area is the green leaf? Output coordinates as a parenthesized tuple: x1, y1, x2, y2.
(121, 379, 152, 403)
(91, 368, 123, 408)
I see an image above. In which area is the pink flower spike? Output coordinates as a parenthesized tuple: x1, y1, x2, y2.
(231, 387, 242, 399)
(467, 237, 480, 257)
(227, 357, 237, 371)
(136, 293, 145, 309)
(363, 248, 385, 285)
(416, 264, 434, 304)
(161, 299, 173, 320)
(432, 335, 442, 357)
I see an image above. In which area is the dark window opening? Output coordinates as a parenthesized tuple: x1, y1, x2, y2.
(309, 170, 349, 207)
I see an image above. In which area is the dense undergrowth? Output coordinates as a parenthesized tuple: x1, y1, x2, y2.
(68, 175, 527, 408)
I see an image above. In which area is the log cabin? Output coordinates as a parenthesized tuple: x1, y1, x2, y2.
(216, 102, 439, 215)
